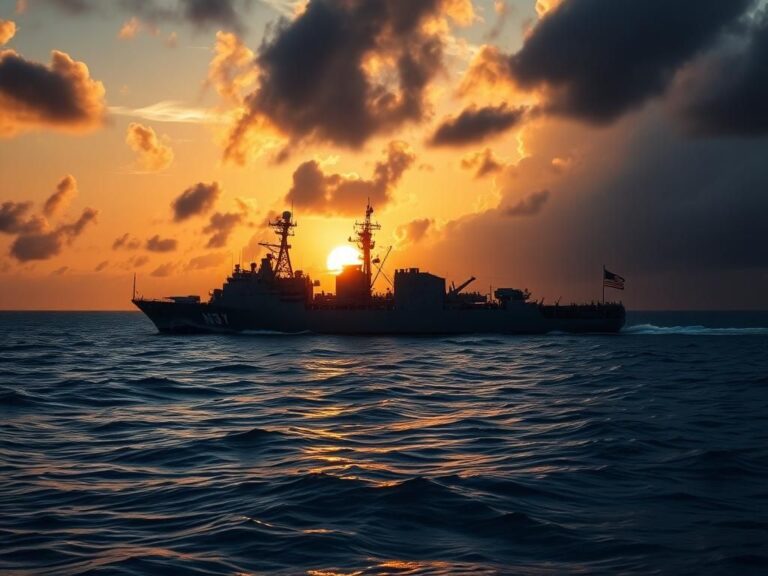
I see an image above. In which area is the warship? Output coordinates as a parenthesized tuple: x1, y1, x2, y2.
(133, 204, 625, 334)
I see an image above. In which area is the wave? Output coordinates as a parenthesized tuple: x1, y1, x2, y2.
(623, 323, 768, 335)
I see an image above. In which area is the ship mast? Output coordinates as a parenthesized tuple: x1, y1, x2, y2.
(351, 201, 381, 289)
(260, 210, 296, 278)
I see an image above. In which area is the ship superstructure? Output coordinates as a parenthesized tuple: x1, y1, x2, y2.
(133, 203, 625, 334)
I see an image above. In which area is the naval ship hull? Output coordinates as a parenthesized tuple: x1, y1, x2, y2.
(133, 299, 625, 335)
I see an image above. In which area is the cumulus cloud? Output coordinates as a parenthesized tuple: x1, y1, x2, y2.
(206, 31, 255, 104)
(503, 190, 550, 217)
(0, 19, 16, 46)
(506, 0, 752, 124)
(118, 17, 141, 40)
(461, 148, 505, 178)
(145, 234, 177, 252)
(125, 122, 174, 171)
(673, 13, 768, 137)
(10, 207, 98, 261)
(225, 0, 473, 159)
(430, 105, 526, 146)
(286, 141, 415, 215)
(112, 232, 141, 250)
(172, 181, 221, 221)
(395, 218, 433, 246)
(43, 174, 77, 217)
(0, 49, 106, 137)
(203, 211, 243, 248)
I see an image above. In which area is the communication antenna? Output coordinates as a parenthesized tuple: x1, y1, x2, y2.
(132, 273, 136, 300)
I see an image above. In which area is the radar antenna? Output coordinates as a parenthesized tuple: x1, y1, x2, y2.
(350, 201, 381, 290)
(260, 210, 296, 278)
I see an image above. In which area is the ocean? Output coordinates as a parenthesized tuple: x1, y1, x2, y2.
(1, 311, 767, 575)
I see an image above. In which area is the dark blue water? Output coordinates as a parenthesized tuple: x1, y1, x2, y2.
(1, 312, 767, 575)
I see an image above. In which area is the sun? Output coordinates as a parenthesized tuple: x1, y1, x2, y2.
(327, 245, 361, 274)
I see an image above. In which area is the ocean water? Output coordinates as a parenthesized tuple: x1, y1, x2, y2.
(1, 311, 767, 575)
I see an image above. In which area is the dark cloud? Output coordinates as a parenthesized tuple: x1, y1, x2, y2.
(674, 13, 768, 137)
(0, 49, 106, 137)
(112, 233, 141, 250)
(172, 181, 221, 222)
(0, 201, 38, 234)
(226, 0, 468, 158)
(94, 260, 108, 272)
(10, 207, 97, 261)
(503, 190, 549, 216)
(203, 212, 243, 248)
(461, 148, 504, 178)
(286, 141, 415, 215)
(43, 0, 252, 31)
(145, 234, 177, 252)
(507, 0, 753, 123)
(430, 105, 526, 146)
(43, 174, 77, 217)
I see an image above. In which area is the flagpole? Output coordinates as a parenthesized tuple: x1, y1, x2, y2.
(602, 264, 605, 304)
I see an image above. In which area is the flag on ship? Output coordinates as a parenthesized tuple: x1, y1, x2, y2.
(603, 268, 625, 290)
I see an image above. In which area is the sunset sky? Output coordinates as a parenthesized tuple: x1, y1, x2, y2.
(1, 0, 767, 310)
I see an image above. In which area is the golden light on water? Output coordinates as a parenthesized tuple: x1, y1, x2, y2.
(326, 246, 361, 275)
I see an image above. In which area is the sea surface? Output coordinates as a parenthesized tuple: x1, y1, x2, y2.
(1, 311, 767, 575)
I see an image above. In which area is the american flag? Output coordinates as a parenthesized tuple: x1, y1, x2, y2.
(603, 269, 625, 290)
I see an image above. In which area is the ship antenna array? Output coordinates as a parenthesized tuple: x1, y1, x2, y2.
(259, 210, 296, 278)
(351, 200, 381, 289)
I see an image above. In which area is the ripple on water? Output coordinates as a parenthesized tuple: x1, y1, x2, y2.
(1, 311, 767, 574)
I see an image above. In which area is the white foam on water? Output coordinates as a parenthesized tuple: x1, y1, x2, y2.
(623, 324, 768, 336)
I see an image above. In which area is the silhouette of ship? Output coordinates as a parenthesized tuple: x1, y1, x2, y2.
(133, 204, 625, 334)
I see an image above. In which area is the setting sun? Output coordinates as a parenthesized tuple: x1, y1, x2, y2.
(326, 245, 361, 274)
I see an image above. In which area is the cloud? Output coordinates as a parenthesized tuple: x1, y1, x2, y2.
(203, 211, 243, 248)
(430, 105, 526, 146)
(395, 218, 433, 246)
(110, 100, 219, 124)
(286, 141, 415, 215)
(43, 174, 77, 217)
(0, 49, 106, 137)
(10, 207, 97, 261)
(503, 189, 549, 217)
(0, 19, 16, 46)
(225, 0, 472, 158)
(145, 234, 177, 252)
(172, 182, 221, 221)
(186, 251, 229, 270)
(125, 122, 174, 171)
(206, 31, 256, 104)
(94, 260, 109, 271)
(673, 13, 768, 137)
(0, 201, 40, 234)
(112, 232, 141, 250)
(506, 0, 753, 123)
(461, 148, 504, 178)
(151, 262, 177, 277)
(118, 17, 141, 40)
(45, 0, 253, 32)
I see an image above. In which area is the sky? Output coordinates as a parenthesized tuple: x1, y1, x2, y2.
(1, 0, 767, 310)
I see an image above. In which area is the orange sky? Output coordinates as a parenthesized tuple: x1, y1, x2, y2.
(1, 0, 767, 310)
